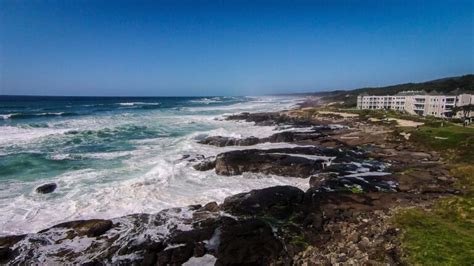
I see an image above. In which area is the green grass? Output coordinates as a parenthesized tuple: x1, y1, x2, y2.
(302, 108, 474, 264)
(345, 111, 474, 264)
(409, 124, 474, 163)
(393, 165, 474, 265)
(393, 207, 474, 265)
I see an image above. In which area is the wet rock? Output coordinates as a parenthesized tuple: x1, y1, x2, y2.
(309, 172, 339, 188)
(198, 131, 325, 147)
(192, 159, 216, 171)
(316, 175, 397, 193)
(156, 244, 195, 265)
(141, 252, 157, 266)
(322, 163, 361, 175)
(266, 131, 323, 143)
(202, 202, 219, 212)
(180, 154, 205, 162)
(226, 112, 316, 127)
(193, 242, 207, 257)
(169, 227, 215, 245)
(36, 183, 57, 194)
(215, 218, 284, 265)
(198, 136, 260, 147)
(0, 247, 12, 262)
(215, 149, 326, 177)
(221, 186, 305, 218)
(0, 234, 26, 248)
(49, 219, 113, 237)
(226, 112, 281, 126)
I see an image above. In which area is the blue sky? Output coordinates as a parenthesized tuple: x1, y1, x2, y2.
(0, 0, 473, 96)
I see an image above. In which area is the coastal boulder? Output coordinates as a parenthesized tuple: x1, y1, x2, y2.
(198, 136, 260, 147)
(226, 112, 316, 127)
(214, 149, 325, 177)
(215, 218, 283, 265)
(197, 131, 326, 147)
(49, 219, 113, 237)
(221, 185, 305, 218)
(192, 159, 216, 171)
(36, 183, 57, 194)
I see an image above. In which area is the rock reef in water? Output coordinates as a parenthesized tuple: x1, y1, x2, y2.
(35, 183, 57, 194)
(1, 107, 460, 265)
(0, 186, 322, 265)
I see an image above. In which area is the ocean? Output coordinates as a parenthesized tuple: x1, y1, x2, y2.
(0, 95, 307, 236)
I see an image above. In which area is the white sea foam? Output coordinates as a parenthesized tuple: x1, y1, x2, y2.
(189, 97, 223, 104)
(0, 114, 14, 120)
(117, 102, 161, 106)
(0, 96, 308, 236)
(0, 126, 70, 146)
(343, 171, 391, 178)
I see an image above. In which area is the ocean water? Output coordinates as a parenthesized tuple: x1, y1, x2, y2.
(0, 95, 307, 236)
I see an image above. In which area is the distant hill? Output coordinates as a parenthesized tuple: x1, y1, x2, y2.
(314, 74, 474, 107)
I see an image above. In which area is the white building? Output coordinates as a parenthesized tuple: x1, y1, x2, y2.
(357, 91, 473, 119)
(356, 95, 406, 111)
(455, 94, 474, 120)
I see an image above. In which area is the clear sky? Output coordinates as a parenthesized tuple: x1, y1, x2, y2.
(0, 0, 473, 96)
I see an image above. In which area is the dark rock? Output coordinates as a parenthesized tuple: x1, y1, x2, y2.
(188, 204, 203, 211)
(198, 136, 236, 147)
(221, 186, 305, 219)
(169, 227, 215, 245)
(0, 234, 26, 248)
(309, 172, 339, 188)
(198, 131, 324, 147)
(50, 219, 113, 237)
(0, 247, 12, 262)
(36, 183, 57, 194)
(239, 136, 261, 146)
(141, 252, 157, 266)
(315, 174, 398, 193)
(267, 131, 296, 142)
(180, 154, 205, 162)
(202, 202, 219, 212)
(215, 149, 326, 177)
(226, 112, 317, 127)
(265, 131, 323, 143)
(117, 240, 165, 256)
(81, 260, 104, 266)
(215, 218, 283, 265)
(323, 163, 361, 175)
(193, 159, 216, 171)
(198, 136, 259, 147)
(156, 244, 194, 265)
(193, 242, 207, 257)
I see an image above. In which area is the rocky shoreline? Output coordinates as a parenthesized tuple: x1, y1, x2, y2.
(0, 101, 458, 265)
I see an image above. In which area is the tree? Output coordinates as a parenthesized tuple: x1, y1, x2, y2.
(452, 104, 474, 126)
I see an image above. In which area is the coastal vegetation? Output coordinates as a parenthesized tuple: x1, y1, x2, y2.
(289, 104, 474, 264)
(319, 105, 474, 264)
(393, 122, 474, 264)
(314, 74, 474, 107)
(2, 96, 472, 264)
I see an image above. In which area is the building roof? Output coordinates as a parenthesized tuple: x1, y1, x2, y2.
(395, 90, 426, 96)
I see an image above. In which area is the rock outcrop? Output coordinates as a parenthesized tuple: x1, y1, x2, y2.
(35, 183, 57, 194)
(0, 186, 323, 265)
(1, 107, 459, 265)
(215, 149, 326, 177)
(198, 131, 324, 147)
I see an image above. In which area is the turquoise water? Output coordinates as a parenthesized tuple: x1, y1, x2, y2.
(0, 95, 307, 235)
(0, 97, 241, 181)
